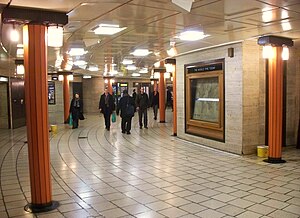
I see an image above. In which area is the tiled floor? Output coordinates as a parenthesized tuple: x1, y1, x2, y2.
(0, 112, 299, 218)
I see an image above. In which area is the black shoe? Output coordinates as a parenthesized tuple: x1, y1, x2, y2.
(144, 126, 148, 129)
(127, 131, 131, 135)
(154, 117, 157, 120)
(107, 127, 110, 131)
(122, 131, 126, 134)
(140, 126, 142, 129)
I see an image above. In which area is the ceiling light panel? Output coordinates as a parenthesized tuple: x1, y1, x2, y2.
(94, 24, 127, 35)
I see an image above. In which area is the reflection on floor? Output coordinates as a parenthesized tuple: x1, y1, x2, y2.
(0, 113, 299, 218)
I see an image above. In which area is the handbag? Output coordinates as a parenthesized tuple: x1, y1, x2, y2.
(79, 112, 85, 120)
(111, 112, 116, 123)
(69, 114, 73, 126)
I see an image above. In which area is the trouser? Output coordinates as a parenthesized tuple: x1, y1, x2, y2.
(72, 110, 79, 128)
(121, 116, 132, 132)
(103, 109, 111, 129)
(153, 105, 158, 119)
(138, 108, 148, 127)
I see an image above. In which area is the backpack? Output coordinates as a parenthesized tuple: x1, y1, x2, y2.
(125, 98, 135, 117)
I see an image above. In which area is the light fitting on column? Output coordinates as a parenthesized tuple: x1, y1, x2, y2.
(282, 45, 289, 60)
(10, 26, 19, 42)
(48, 26, 63, 47)
(262, 45, 273, 59)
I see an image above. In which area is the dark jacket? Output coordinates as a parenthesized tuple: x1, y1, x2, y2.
(117, 95, 135, 118)
(151, 91, 159, 107)
(69, 98, 83, 118)
(99, 93, 114, 115)
(135, 93, 149, 110)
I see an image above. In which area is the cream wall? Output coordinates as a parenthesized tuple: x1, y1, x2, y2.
(177, 41, 266, 154)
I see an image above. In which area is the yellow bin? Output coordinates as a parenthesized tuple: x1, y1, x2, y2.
(50, 125, 58, 134)
(257, 145, 268, 158)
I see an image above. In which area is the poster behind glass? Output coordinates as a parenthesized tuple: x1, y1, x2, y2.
(48, 82, 55, 105)
(190, 77, 219, 123)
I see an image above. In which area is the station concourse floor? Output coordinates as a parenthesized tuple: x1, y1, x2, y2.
(0, 112, 299, 218)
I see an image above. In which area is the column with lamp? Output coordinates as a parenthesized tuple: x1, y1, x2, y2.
(154, 61, 167, 123)
(165, 58, 177, 136)
(103, 74, 115, 95)
(2, 6, 67, 212)
(257, 35, 293, 163)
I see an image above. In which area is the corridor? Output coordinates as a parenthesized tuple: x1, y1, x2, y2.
(0, 113, 299, 218)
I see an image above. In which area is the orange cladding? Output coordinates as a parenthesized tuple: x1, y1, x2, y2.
(268, 47, 283, 159)
(63, 75, 70, 122)
(23, 24, 52, 205)
(159, 71, 166, 122)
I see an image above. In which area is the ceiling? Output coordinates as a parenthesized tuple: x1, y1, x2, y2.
(0, 0, 300, 78)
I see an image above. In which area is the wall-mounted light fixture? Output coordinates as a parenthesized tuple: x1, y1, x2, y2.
(47, 26, 63, 47)
(15, 59, 24, 75)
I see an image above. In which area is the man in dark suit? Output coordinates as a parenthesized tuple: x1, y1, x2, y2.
(135, 87, 149, 129)
(116, 90, 135, 134)
(99, 88, 114, 130)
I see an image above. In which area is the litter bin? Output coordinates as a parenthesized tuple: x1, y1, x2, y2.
(257, 145, 268, 158)
(50, 125, 57, 134)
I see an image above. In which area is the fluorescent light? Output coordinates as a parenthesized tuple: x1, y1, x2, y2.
(281, 21, 291, 31)
(10, 29, 19, 42)
(139, 68, 148, 74)
(0, 77, 8, 82)
(58, 75, 64, 81)
(282, 46, 289, 60)
(16, 65, 25, 75)
(154, 72, 160, 79)
(94, 24, 127, 35)
(48, 26, 63, 47)
(179, 30, 207, 41)
(74, 60, 87, 66)
(131, 49, 151, 57)
(197, 98, 219, 102)
(67, 75, 74, 81)
(88, 65, 99, 71)
(122, 59, 133, 65)
(68, 48, 87, 56)
(132, 73, 141, 77)
(83, 75, 92, 79)
(126, 65, 137, 71)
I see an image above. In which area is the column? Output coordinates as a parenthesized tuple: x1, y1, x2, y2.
(172, 67, 177, 136)
(265, 47, 285, 163)
(23, 24, 58, 212)
(107, 79, 113, 95)
(63, 75, 70, 123)
(159, 71, 166, 123)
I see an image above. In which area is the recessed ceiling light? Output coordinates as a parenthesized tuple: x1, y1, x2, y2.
(139, 68, 148, 74)
(94, 24, 127, 35)
(68, 48, 87, 56)
(126, 65, 137, 71)
(83, 75, 92, 79)
(132, 73, 141, 77)
(74, 60, 87, 66)
(88, 65, 99, 71)
(178, 30, 208, 41)
(131, 49, 152, 57)
(122, 59, 133, 65)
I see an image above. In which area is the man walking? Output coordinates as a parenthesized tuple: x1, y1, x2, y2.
(116, 90, 135, 134)
(99, 88, 114, 130)
(151, 90, 159, 120)
(136, 87, 149, 129)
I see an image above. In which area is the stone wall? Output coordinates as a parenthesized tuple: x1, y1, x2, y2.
(48, 81, 73, 124)
(176, 42, 244, 154)
(242, 40, 266, 154)
(0, 83, 8, 128)
(286, 47, 300, 145)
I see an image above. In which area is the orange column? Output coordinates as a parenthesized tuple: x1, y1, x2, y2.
(159, 71, 166, 123)
(172, 67, 177, 136)
(265, 47, 285, 163)
(107, 79, 113, 95)
(63, 75, 70, 123)
(23, 24, 58, 212)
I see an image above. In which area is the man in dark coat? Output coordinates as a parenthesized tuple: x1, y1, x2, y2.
(99, 88, 114, 130)
(69, 93, 83, 129)
(135, 87, 149, 129)
(151, 90, 159, 120)
(116, 90, 135, 134)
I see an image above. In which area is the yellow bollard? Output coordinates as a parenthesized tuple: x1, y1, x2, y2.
(257, 145, 268, 158)
(50, 125, 57, 134)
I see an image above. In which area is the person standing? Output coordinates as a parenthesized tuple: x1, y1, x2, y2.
(166, 86, 173, 111)
(99, 88, 114, 130)
(132, 89, 137, 101)
(69, 93, 83, 129)
(151, 90, 159, 120)
(136, 87, 149, 129)
(116, 90, 135, 134)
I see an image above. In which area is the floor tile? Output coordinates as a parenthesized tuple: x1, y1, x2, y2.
(159, 207, 188, 218)
(196, 209, 225, 218)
